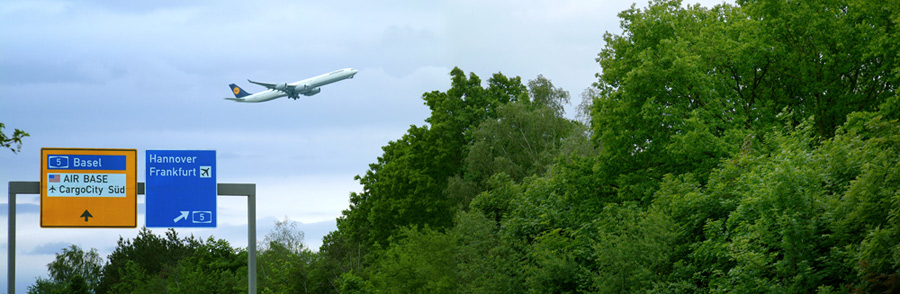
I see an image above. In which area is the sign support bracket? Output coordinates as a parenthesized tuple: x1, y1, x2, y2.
(8, 181, 258, 294)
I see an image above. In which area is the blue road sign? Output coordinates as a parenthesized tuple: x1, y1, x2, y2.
(145, 150, 216, 228)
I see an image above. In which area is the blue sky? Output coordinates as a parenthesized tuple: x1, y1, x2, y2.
(1, 0, 729, 291)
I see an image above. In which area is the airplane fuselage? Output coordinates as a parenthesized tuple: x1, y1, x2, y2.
(227, 68, 358, 103)
(233, 88, 283, 103)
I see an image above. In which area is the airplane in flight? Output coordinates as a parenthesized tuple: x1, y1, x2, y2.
(225, 68, 358, 103)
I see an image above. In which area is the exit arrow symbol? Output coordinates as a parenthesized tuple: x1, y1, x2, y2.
(174, 211, 189, 223)
(80, 210, 93, 222)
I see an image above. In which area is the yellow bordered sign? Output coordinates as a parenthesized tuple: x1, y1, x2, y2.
(41, 148, 137, 228)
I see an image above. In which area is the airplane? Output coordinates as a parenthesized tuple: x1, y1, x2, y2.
(200, 167, 209, 177)
(225, 68, 358, 103)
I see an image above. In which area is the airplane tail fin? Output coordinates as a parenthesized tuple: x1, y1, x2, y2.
(229, 83, 252, 98)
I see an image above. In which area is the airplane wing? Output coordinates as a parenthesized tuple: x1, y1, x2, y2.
(247, 79, 278, 89)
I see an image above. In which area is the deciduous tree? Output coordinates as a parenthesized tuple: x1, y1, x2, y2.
(28, 245, 102, 294)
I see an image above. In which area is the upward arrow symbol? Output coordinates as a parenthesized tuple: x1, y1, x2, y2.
(80, 210, 93, 222)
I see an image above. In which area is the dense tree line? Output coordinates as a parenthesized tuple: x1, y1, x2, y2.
(31, 0, 898, 292)
(30, 228, 248, 294)
(322, 0, 898, 292)
(30, 220, 318, 294)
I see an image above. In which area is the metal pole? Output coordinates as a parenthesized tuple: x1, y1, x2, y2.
(8, 182, 39, 294)
(217, 183, 256, 294)
(8, 183, 16, 294)
(248, 189, 256, 294)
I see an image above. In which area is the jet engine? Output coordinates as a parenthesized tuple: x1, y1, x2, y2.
(274, 83, 300, 98)
(303, 87, 321, 96)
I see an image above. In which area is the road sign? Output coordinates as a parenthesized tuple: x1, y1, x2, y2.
(145, 150, 216, 227)
(41, 148, 137, 228)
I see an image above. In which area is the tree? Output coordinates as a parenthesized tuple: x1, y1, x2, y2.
(449, 75, 584, 209)
(322, 68, 546, 292)
(367, 211, 524, 294)
(166, 238, 247, 293)
(258, 218, 314, 294)
(593, 0, 898, 194)
(465, 75, 575, 186)
(584, 0, 898, 290)
(96, 227, 250, 293)
(824, 113, 900, 292)
(464, 103, 573, 184)
(28, 244, 103, 294)
(321, 1, 898, 290)
(737, 0, 897, 137)
(332, 67, 527, 250)
(368, 225, 458, 294)
(0, 122, 29, 153)
(525, 74, 570, 116)
(97, 228, 197, 293)
(575, 87, 597, 127)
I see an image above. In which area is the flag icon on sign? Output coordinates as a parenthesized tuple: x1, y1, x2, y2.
(49, 174, 60, 183)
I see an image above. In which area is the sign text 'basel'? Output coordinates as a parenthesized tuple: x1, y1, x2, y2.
(41, 148, 137, 228)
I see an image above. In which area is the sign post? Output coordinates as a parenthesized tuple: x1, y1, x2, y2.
(145, 150, 217, 227)
(40, 148, 137, 228)
(10, 181, 257, 294)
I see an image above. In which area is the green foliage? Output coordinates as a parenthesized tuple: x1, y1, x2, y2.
(338, 271, 373, 294)
(98, 228, 195, 293)
(166, 238, 247, 293)
(321, 67, 596, 292)
(526, 74, 571, 116)
(318, 228, 367, 293)
(465, 102, 575, 187)
(31, 220, 336, 294)
(452, 74, 585, 212)
(594, 1, 760, 196)
(108, 260, 165, 294)
(591, 203, 678, 293)
(65, 275, 91, 294)
(469, 173, 520, 223)
(0, 122, 29, 153)
(828, 114, 900, 292)
(28, 245, 102, 294)
(593, 0, 896, 201)
(738, 0, 897, 137)
(258, 218, 318, 294)
(365, 211, 525, 294)
(326, 0, 897, 292)
(716, 129, 830, 292)
(368, 225, 458, 294)
(95, 228, 247, 294)
(455, 211, 524, 293)
(335, 67, 528, 252)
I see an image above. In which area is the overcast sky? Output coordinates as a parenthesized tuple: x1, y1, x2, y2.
(1, 0, 730, 291)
